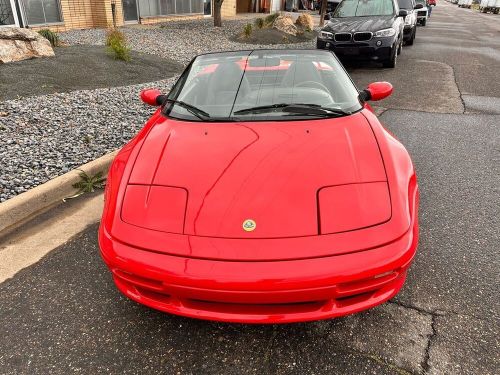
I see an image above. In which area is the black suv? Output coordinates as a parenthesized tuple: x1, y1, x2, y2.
(317, 0, 408, 68)
(398, 0, 424, 45)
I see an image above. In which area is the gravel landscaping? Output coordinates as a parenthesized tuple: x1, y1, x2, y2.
(0, 78, 175, 202)
(61, 18, 316, 64)
(0, 18, 316, 202)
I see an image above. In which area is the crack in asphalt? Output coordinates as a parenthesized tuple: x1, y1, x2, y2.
(421, 315, 437, 375)
(450, 64, 467, 114)
(388, 300, 445, 317)
(387, 300, 439, 375)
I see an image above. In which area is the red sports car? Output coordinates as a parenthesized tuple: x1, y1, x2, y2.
(99, 50, 419, 324)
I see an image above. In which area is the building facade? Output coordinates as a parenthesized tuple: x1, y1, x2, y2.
(0, 0, 284, 31)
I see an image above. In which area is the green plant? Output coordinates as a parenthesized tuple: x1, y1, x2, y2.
(254, 17, 265, 29)
(83, 135, 92, 144)
(106, 29, 131, 61)
(264, 12, 279, 26)
(37, 29, 60, 47)
(64, 170, 106, 201)
(243, 23, 253, 38)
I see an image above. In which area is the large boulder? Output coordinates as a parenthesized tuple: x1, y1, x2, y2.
(0, 27, 54, 64)
(272, 14, 298, 36)
(295, 13, 314, 31)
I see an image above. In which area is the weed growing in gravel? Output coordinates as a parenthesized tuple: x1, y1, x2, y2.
(254, 18, 265, 29)
(83, 135, 92, 144)
(38, 29, 60, 47)
(106, 29, 131, 61)
(243, 23, 253, 38)
(64, 170, 106, 201)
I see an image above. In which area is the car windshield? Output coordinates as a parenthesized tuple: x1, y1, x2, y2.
(398, 0, 413, 9)
(334, 0, 395, 17)
(164, 50, 362, 122)
(415, 0, 425, 5)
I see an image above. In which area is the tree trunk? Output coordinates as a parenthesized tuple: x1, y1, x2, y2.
(319, 0, 327, 27)
(214, 0, 224, 27)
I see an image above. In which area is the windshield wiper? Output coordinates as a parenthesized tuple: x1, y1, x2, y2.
(233, 103, 291, 115)
(283, 103, 351, 116)
(165, 99, 211, 120)
(233, 103, 351, 117)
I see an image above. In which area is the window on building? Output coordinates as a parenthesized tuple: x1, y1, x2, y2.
(138, 0, 204, 17)
(0, 0, 16, 25)
(22, 0, 62, 25)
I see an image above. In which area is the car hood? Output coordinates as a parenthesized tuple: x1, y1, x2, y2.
(123, 112, 387, 239)
(325, 16, 395, 33)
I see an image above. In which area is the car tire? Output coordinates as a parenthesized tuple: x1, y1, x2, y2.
(383, 47, 397, 69)
(407, 27, 415, 46)
(422, 18, 427, 26)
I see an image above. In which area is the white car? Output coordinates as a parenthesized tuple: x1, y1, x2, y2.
(415, 0, 429, 25)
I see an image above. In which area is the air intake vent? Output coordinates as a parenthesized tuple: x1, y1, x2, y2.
(334, 32, 351, 42)
(353, 32, 373, 42)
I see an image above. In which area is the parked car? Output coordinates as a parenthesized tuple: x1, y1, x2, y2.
(317, 0, 407, 68)
(98, 49, 419, 324)
(398, 0, 424, 45)
(317, 0, 342, 13)
(458, 0, 472, 7)
(415, 0, 429, 25)
(479, 0, 500, 13)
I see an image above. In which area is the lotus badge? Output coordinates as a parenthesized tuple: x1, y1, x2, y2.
(242, 219, 256, 232)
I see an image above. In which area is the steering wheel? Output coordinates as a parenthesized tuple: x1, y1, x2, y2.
(295, 80, 330, 92)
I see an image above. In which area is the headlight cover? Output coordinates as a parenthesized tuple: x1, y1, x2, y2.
(318, 182, 391, 234)
(320, 31, 334, 39)
(121, 185, 187, 233)
(374, 28, 396, 38)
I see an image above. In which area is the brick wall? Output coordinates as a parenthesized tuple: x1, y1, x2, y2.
(30, 0, 113, 32)
(29, 0, 215, 32)
(221, 0, 237, 17)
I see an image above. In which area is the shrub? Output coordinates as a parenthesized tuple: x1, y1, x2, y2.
(264, 12, 279, 26)
(243, 23, 253, 38)
(106, 29, 131, 61)
(37, 29, 60, 47)
(254, 17, 265, 29)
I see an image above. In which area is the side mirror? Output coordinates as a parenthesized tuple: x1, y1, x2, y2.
(414, 3, 424, 9)
(359, 82, 393, 102)
(399, 9, 409, 16)
(324, 13, 331, 20)
(140, 89, 167, 106)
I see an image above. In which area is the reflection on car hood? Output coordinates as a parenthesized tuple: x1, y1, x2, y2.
(126, 112, 387, 239)
(325, 16, 395, 33)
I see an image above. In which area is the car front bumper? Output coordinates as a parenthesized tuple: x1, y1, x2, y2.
(316, 36, 395, 61)
(98, 193, 419, 324)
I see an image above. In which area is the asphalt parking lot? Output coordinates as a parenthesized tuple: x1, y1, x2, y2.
(0, 2, 499, 374)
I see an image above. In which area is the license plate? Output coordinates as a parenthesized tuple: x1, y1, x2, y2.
(343, 48, 360, 56)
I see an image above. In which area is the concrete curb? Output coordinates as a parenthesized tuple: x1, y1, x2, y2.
(0, 150, 118, 235)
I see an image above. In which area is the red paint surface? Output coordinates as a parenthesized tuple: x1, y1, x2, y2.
(99, 105, 419, 323)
